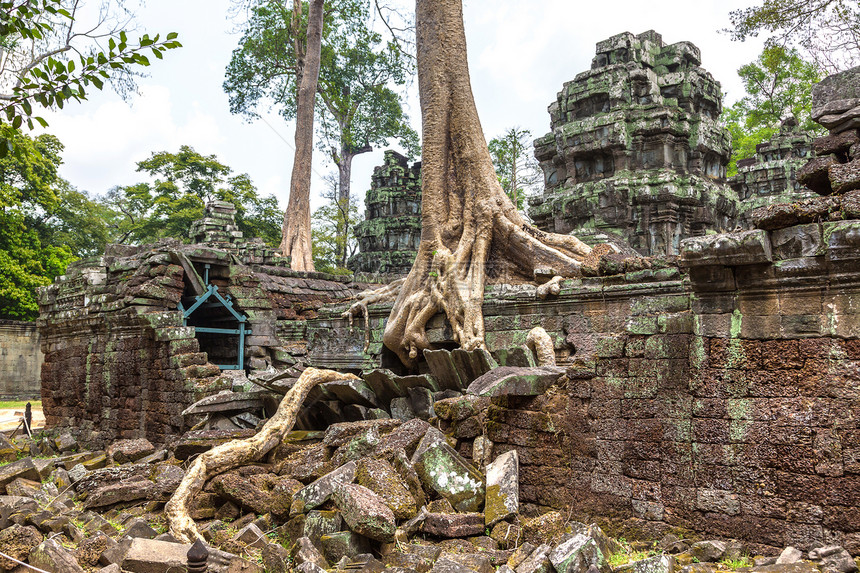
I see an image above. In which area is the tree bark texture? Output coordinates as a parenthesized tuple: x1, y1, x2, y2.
(380, 0, 592, 367)
(279, 0, 325, 272)
(166, 367, 359, 542)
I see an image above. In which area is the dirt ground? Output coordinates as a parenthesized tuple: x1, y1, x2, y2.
(0, 406, 45, 433)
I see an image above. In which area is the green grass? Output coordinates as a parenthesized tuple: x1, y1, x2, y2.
(719, 556, 753, 569)
(608, 538, 659, 568)
(0, 400, 41, 409)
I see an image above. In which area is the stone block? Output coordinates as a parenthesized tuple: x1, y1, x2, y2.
(421, 512, 485, 538)
(355, 458, 417, 519)
(466, 366, 566, 397)
(412, 430, 485, 512)
(0, 459, 41, 493)
(331, 483, 396, 542)
(291, 461, 356, 514)
(29, 538, 84, 572)
(680, 230, 772, 267)
(320, 531, 372, 564)
(485, 450, 519, 526)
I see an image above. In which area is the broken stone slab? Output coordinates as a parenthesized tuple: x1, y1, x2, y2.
(356, 458, 417, 519)
(123, 518, 157, 540)
(431, 557, 480, 573)
(679, 229, 772, 267)
(304, 510, 344, 552)
(798, 155, 839, 195)
(106, 439, 155, 464)
(421, 512, 485, 538)
(322, 378, 382, 408)
(363, 369, 440, 404)
(549, 534, 611, 573)
(73, 463, 153, 496)
(0, 524, 42, 569)
(689, 540, 726, 563)
(323, 419, 401, 447)
(615, 554, 676, 573)
(292, 536, 328, 569)
(0, 495, 39, 528)
(232, 523, 268, 549)
(493, 346, 538, 368)
(391, 397, 417, 420)
(29, 538, 85, 573)
(211, 471, 301, 519)
(182, 390, 268, 416)
(0, 458, 41, 493)
(412, 428, 485, 512)
(83, 477, 155, 509)
(277, 443, 332, 483)
(320, 531, 373, 564)
(0, 435, 16, 463)
(516, 543, 553, 573)
(776, 547, 803, 565)
(451, 348, 498, 386)
(332, 483, 396, 542)
(485, 450, 519, 526)
(443, 552, 495, 573)
(424, 349, 466, 391)
(408, 386, 436, 419)
(173, 429, 256, 460)
(331, 426, 382, 467)
(291, 461, 357, 514)
(808, 546, 858, 573)
(120, 538, 262, 573)
(751, 196, 840, 231)
(830, 159, 860, 193)
(374, 418, 432, 458)
(466, 366, 566, 398)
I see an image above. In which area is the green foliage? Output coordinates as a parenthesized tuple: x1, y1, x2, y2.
(0, 127, 91, 320)
(0, 1, 182, 155)
(728, 0, 860, 73)
(488, 126, 542, 212)
(105, 146, 281, 246)
(720, 556, 754, 569)
(722, 46, 824, 175)
(311, 177, 359, 274)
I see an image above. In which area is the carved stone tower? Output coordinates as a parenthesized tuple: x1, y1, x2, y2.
(349, 151, 422, 275)
(528, 30, 738, 255)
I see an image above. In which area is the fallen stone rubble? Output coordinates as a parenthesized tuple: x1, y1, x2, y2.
(0, 414, 858, 573)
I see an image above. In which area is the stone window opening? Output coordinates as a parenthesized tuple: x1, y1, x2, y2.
(178, 263, 252, 371)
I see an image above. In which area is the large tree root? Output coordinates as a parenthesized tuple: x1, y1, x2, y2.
(165, 367, 358, 542)
(342, 278, 405, 352)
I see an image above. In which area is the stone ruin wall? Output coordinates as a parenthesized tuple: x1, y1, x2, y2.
(0, 320, 43, 400)
(38, 203, 372, 448)
(312, 219, 860, 553)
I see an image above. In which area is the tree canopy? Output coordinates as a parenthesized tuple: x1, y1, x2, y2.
(224, 0, 418, 268)
(488, 127, 541, 212)
(728, 0, 860, 73)
(0, 0, 181, 153)
(105, 146, 281, 246)
(722, 45, 824, 175)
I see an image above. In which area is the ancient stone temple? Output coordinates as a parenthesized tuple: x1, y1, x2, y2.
(349, 150, 422, 276)
(37, 203, 371, 447)
(730, 117, 816, 226)
(528, 30, 738, 255)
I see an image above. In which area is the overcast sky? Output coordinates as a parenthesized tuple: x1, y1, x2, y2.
(38, 0, 765, 214)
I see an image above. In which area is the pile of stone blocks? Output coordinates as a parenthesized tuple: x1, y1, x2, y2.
(798, 65, 860, 196)
(730, 117, 817, 225)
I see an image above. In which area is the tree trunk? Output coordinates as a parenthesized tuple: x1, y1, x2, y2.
(279, 0, 325, 272)
(166, 368, 359, 542)
(336, 148, 353, 269)
(334, 141, 371, 269)
(380, 0, 592, 367)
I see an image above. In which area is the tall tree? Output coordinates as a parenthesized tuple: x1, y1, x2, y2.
(359, 0, 592, 367)
(0, 0, 181, 152)
(224, 0, 417, 270)
(723, 45, 824, 174)
(488, 126, 541, 212)
(311, 173, 359, 273)
(0, 128, 76, 319)
(728, 0, 860, 73)
(105, 145, 281, 246)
